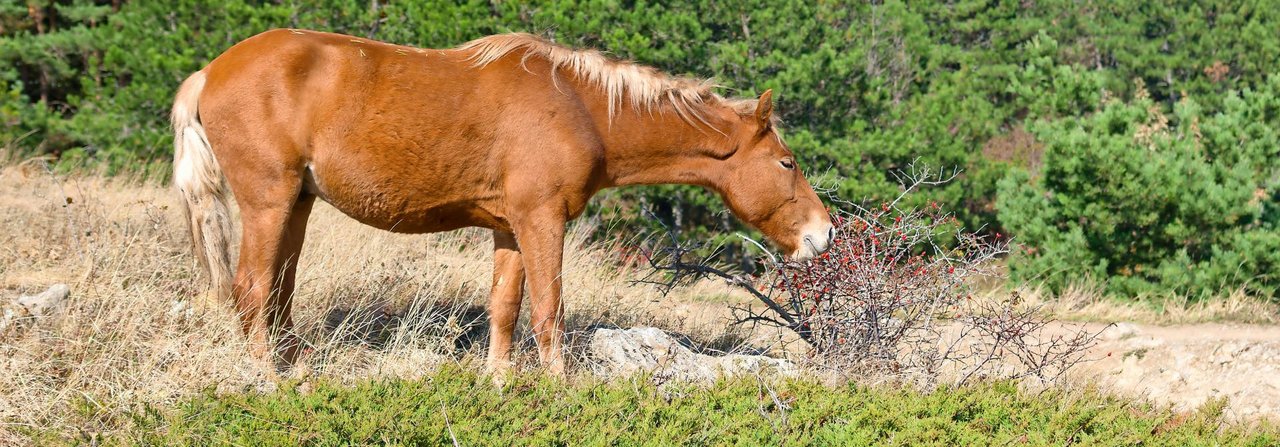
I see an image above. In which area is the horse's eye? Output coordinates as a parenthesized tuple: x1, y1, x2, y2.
(779, 159, 795, 170)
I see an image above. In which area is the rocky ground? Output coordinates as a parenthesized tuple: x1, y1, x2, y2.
(583, 316, 1280, 421)
(7, 281, 1280, 424)
(1083, 322, 1280, 421)
(589, 320, 1280, 421)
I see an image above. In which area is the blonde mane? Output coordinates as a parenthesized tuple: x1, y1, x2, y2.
(458, 33, 760, 129)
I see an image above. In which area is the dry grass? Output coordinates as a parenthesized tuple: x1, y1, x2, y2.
(3, 157, 1276, 443)
(0, 162, 766, 443)
(1013, 282, 1279, 325)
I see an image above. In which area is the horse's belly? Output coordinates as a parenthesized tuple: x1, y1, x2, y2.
(324, 193, 508, 234)
(305, 165, 508, 234)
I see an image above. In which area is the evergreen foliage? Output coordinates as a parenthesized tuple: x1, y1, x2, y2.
(3, 1, 1277, 299)
(999, 77, 1280, 299)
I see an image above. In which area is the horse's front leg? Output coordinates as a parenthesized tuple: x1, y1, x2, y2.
(512, 213, 568, 375)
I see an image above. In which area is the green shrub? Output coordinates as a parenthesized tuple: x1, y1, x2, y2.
(998, 77, 1280, 300)
(62, 366, 1277, 446)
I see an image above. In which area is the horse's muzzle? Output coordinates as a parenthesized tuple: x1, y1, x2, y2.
(791, 220, 835, 261)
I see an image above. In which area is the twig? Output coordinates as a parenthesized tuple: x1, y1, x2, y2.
(440, 402, 461, 447)
(40, 159, 87, 263)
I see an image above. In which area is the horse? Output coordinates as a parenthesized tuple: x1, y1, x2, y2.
(171, 29, 835, 374)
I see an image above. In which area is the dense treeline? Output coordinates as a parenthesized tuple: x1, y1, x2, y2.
(2, 1, 1277, 300)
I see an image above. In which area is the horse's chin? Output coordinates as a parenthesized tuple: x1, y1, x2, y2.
(788, 247, 817, 262)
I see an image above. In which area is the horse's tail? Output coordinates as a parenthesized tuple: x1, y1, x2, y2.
(172, 70, 234, 302)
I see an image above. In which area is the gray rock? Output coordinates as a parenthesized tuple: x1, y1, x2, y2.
(1101, 322, 1140, 341)
(166, 300, 194, 320)
(588, 327, 795, 383)
(0, 304, 23, 334)
(17, 284, 70, 317)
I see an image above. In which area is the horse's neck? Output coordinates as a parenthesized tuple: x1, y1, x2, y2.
(595, 102, 732, 189)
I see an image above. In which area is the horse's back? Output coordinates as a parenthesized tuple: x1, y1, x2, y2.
(194, 30, 582, 233)
(199, 29, 475, 155)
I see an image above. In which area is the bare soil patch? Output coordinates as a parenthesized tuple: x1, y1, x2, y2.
(1076, 322, 1280, 421)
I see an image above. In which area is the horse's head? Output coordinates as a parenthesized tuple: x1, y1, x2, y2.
(713, 90, 834, 261)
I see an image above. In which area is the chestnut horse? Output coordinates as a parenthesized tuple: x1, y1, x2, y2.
(172, 29, 834, 373)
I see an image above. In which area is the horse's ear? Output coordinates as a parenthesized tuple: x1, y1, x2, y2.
(755, 89, 774, 130)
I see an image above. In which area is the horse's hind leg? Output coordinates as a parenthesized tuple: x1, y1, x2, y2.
(267, 194, 315, 364)
(232, 181, 313, 365)
(486, 230, 525, 373)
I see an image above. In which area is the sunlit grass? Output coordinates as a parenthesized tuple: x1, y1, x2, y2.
(53, 365, 1280, 446)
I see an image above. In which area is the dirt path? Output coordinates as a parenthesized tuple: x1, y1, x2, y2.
(1078, 322, 1280, 420)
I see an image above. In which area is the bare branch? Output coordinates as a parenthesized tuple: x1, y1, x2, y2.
(639, 165, 1101, 388)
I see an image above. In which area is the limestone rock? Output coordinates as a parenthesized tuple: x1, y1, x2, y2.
(588, 327, 795, 383)
(17, 284, 70, 317)
(2, 284, 71, 335)
(1101, 322, 1140, 341)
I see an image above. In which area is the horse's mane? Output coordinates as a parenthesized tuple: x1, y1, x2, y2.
(458, 33, 761, 129)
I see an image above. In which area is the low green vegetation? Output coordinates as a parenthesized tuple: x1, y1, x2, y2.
(51, 366, 1277, 446)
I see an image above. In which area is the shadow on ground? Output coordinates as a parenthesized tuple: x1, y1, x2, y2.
(314, 298, 765, 365)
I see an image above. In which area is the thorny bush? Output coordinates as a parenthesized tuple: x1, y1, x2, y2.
(640, 165, 1102, 388)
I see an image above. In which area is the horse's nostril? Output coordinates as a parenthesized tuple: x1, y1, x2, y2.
(827, 226, 836, 242)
